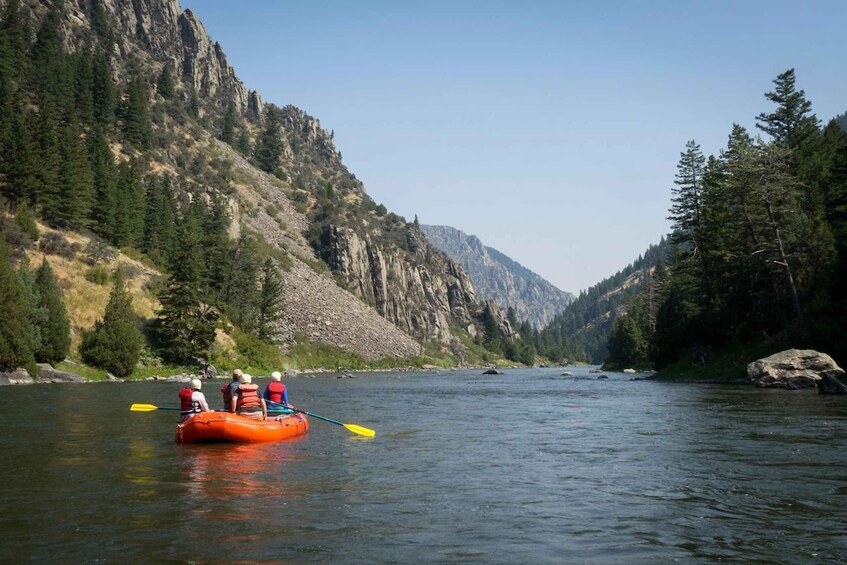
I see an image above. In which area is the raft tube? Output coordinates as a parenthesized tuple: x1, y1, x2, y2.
(176, 411, 309, 443)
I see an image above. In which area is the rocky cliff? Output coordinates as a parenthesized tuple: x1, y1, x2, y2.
(11, 0, 493, 357)
(420, 225, 573, 328)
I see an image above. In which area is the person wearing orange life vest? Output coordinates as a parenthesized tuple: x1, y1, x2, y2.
(179, 378, 210, 422)
(263, 371, 289, 407)
(230, 373, 267, 421)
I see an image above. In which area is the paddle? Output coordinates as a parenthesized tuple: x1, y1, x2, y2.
(130, 403, 180, 412)
(267, 401, 376, 437)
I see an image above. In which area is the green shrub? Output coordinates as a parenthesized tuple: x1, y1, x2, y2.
(85, 266, 109, 285)
(14, 208, 39, 241)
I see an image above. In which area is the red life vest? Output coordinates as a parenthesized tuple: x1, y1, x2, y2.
(179, 387, 201, 418)
(236, 383, 261, 411)
(266, 381, 286, 404)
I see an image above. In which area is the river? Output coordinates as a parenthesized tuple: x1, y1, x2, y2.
(1, 366, 845, 563)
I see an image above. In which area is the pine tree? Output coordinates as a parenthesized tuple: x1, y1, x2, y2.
(89, 127, 117, 240)
(73, 51, 95, 125)
(155, 205, 218, 362)
(156, 65, 175, 100)
(256, 258, 284, 342)
(16, 258, 45, 363)
(112, 159, 145, 247)
(0, 0, 31, 87)
(2, 109, 41, 209)
(34, 258, 70, 365)
(756, 69, 819, 150)
(141, 175, 177, 266)
(80, 268, 144, 376)
(53, 117, 94, 229)
(91, 50, 115, 127)
(220, 102, 236, 143)
(219, 233, 261, 326)
(235, 130, 251, 155)
(90, 0, 113, 48)
(253, 106, 284, 174)
(0, 237, 36, 374)
(123, 68, 151, 149)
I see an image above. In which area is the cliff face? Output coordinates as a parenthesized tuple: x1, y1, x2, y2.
(421, 225, 574, 328)
(49, 0, 260, 116)
(327, 226, 478, 343)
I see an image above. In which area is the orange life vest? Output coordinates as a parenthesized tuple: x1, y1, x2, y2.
(236, 383, 261, 411)
(266, 381, 286, 404)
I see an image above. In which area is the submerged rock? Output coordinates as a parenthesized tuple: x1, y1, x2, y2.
(482, 369, 503, 375)
(747, 349, 845, 390)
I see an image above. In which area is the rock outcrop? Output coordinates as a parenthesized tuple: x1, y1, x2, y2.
(41, 0, 256, 116)
(420, 225, 573, 328)
(747, 349, 845, 389)
(327, 225, 478, 343)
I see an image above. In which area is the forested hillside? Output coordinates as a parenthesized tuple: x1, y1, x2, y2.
(0, 0, 518, 377)
(534, 240, 669, 364)
(604, 70, 847, 373)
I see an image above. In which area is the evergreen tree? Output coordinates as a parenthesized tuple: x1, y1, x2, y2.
(111, 159, 145, 247)
(0, 237, 36, 373)
(34, 258, 70, 364)
(219, 233, 261, 326)
(756, 68, 819, 149)
(187, 87, 199, 119)
(73, 51, 95, 124)
(80, 268, 144, 377)
(90, 0, 113, 47)
(16, 258, 46, 364)
(2, 109, 41, 209)
(89, 127, 117, 240)
(141, 175, 177, 266)
(123, 68, 151, 149)
(0, 0, 31, 86)
(220, 102, 236, 144)
(253, 106, 284, 175)
(156, 65, 175, 100)
(235, 130, 251, 155)
(91, 50, 115, 127)
(155, 205, 217, 362)
(53, 117, 94, 229)
(256, 258, 284, 342)
(605, 309, 647, 370)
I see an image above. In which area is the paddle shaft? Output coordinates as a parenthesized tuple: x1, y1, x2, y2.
(267, 402, 344, 426)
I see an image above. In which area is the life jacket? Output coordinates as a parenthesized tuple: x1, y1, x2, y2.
(179, 387, 202, 418)
(266, 381, 286, 404)
(236, 383, 261, 412)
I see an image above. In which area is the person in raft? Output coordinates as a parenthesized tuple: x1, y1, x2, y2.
(263, 371, 289, 408)
(179, 378, 211, 421)
(230, 373, 267, 420)
(221, 369, 242, 409)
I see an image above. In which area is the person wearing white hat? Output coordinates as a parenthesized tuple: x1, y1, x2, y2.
(263, 370, 290, 408)
(230, 373, 267, 420)
(178, 378, 211, 421)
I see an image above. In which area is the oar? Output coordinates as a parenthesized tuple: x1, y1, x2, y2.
(267, 401, 375, 437)
(130, 403, 180, 412)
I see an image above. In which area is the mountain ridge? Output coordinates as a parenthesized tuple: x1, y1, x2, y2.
(420, 224, 573, 328)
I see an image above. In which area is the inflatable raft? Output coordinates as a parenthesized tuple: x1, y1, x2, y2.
(175, 411, 309, 443)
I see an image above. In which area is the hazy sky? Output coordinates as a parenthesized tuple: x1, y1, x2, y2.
(180, 0, 846, 293)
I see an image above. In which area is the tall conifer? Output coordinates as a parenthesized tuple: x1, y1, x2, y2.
(80, 268, 143, 376)
(34, 258, 70, 365)
(0, 237, 36, 373)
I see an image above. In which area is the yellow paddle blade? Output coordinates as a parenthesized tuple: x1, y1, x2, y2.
(130, 403, 159, 412)
(344, 423, 376, 437)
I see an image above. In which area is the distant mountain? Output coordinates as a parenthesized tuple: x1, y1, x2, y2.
(420, 225, 573, 328)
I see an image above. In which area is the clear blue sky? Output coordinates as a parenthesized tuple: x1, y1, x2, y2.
(181, 0, 847, 293)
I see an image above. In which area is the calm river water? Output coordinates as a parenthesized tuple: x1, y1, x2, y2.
(1, 367, 846, 563)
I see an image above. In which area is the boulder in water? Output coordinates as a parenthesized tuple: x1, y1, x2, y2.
(482, 369, 503, 375)
(747, 349, 845, 390)
(36, 363, 85, 383)
(0, 368, 34, 385)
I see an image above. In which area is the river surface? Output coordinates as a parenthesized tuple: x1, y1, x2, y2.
(1, 366, 846, 563)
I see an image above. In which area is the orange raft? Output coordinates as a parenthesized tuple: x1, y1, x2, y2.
(175, 411, 309, 443)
